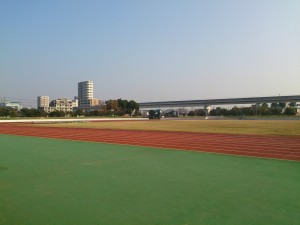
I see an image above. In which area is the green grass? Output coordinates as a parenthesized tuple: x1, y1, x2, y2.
(0, 134, 300, 225)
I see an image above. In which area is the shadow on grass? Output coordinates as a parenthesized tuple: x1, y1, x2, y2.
(0, 166, 8, 171)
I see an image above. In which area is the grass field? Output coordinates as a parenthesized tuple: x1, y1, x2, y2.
(1, 134, 300, 225)
(31, 119, 300, 136)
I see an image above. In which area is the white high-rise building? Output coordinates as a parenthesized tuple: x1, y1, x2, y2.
(78, 81, 94, 108)
(37, 96, 49, 108)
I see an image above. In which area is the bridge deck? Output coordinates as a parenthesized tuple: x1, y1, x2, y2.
(139, 95, 300, 109)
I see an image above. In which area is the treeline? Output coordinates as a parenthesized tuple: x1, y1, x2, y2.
(75, 99, 139, 117)
(188, 102, 297, 117)
(0, 108, 48, 117)
(0, 99, 139, 118)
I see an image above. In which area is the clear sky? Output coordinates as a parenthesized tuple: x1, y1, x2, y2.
(1, 0, 299, 107)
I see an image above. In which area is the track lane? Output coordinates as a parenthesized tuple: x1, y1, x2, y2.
(0, 124, 299, 161)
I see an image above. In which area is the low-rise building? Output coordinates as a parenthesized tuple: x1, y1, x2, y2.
(78, 98, 104, 112)
(0, 101, 23, 110)
(48, 98, 73, 113)
(39, 98, 70, 113)
(38, 96, 80, 113)
(72, 97, 78, 108)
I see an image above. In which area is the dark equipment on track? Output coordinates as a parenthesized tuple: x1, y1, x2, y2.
(148, 109, 161, 120)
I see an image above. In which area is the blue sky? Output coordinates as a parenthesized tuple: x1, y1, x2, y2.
(1, 0, 299, 107)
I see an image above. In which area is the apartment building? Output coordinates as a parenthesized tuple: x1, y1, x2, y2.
(72, 97, 78, 108)
(37, 96, 49, 108)
(78, 81, 93, 108)
(48, 98, 73, 112)
(37, 81, 101, 113)
(38, 97, 76, 113)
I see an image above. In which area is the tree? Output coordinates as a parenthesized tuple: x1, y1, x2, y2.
(9, 109, 18, 117)
(242, 107, 255, 116)
(0, 107, 11, 117)
(106, 100, 119, 116)
(89, 110, 101, 116)
(271, 103, 278, 108)
(117, 99, 127, 115)
(215, 107, 228, 116)
(49, 110, 65, 117)
(272, 106, 282, 115)
(19, 108, 40, 117)
(278, 102, 286, 108)
(195, 109, 206, 116)
(106, 99, 139, 116)
(284, 107, 296, 115)
(178, 108, 189, 116)
(188, 111, 196, 116)
(128, 100, 139, 116)
(98, 105, 108, 116)
(74, 109, 84, 116)
(20, 108, 33, 117)
(259, 103, 270, 115)
(209, 109, 217, 116)
(229, 106, 241, 116)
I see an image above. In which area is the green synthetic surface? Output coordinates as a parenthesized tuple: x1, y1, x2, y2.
(0, 135, 300, 225)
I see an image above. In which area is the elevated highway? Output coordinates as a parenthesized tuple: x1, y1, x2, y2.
(139, 95, 300, 109)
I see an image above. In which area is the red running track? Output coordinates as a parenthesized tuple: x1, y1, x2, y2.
(0, 124, 300, 161)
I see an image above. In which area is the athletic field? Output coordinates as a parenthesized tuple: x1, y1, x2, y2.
(1, 120, 300, 224)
